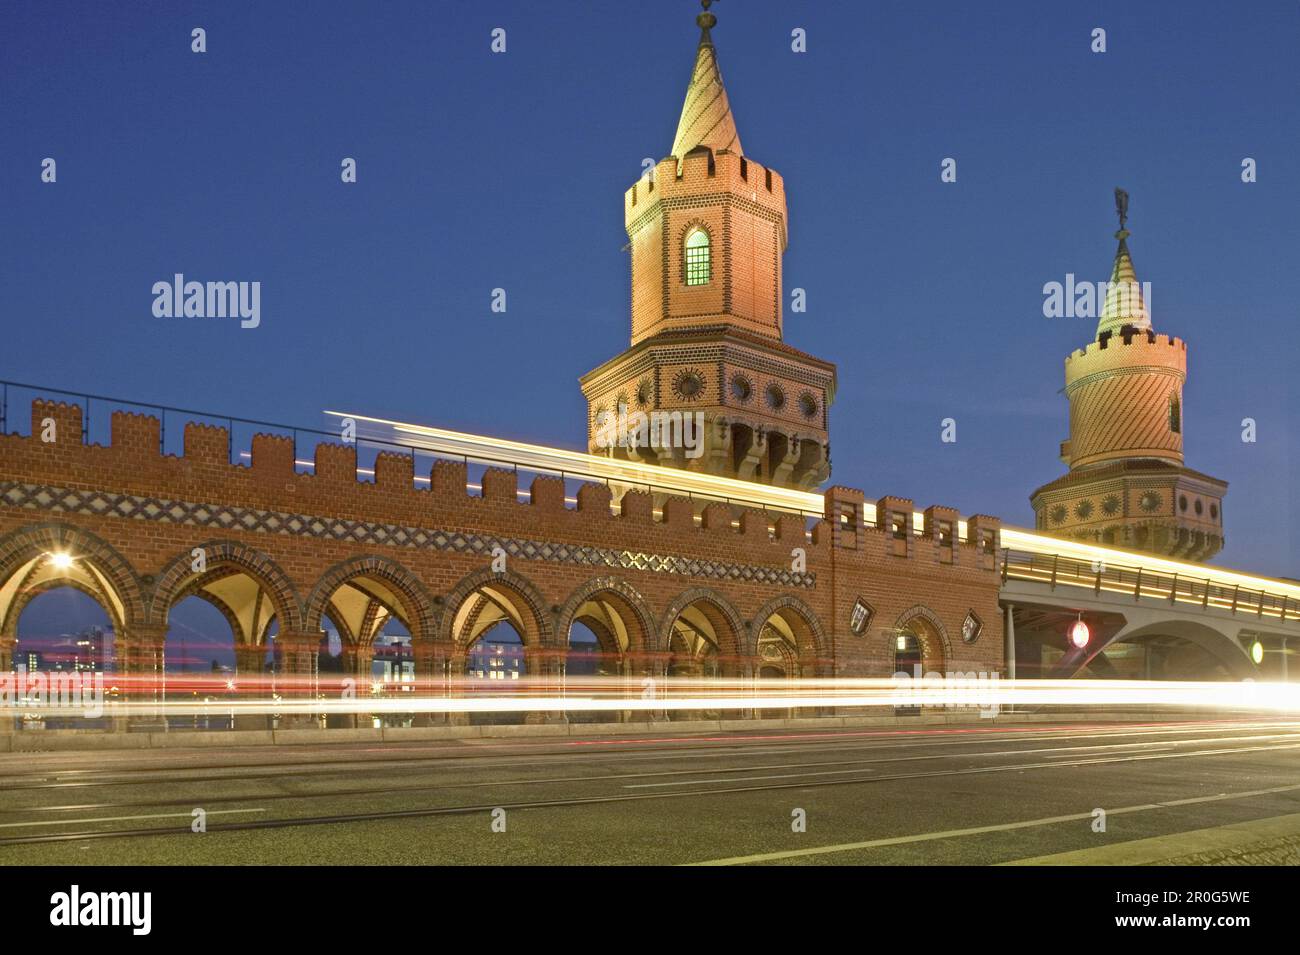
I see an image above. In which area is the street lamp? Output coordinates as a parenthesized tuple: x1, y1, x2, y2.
(1069, 616, 1090, 650)
(1250, 640, 1264, 665)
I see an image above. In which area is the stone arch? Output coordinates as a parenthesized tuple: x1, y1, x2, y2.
(168, 569, 256, 643)
(2, 576, 125, 641)
(0, 523, 145, 639)
(750, 593, 829, 673)
(556, 576, 657, 659)
(893, 604, 952, 671)
(304, 554, 439, 645)
(149, 539, 304, 637)
(657, 586, 748, 659)
(439, 567, 556, 649)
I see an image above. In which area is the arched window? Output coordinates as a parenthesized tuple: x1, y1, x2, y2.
(684, 228, 711, 286)
(1168, 394, 1181, 434)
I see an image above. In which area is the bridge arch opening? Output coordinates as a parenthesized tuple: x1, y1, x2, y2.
(151, 544, 303, 729)
(892, 631, 924, 716)
(558, 579, 656, 723)
(462, 617, 526, 725)
(8, 586, 116, 729)
(165, 594, 241, 730)
(159, 564, 289, 726)
(893, 606, 950, 675)
(753, 598, 825, 718)
(661, 590, 745, 720)
(445, 572, 553, 725)
(1094, 624, 1255, 681)
(307, 558, 433, 728)
(0, 528, 142, 683)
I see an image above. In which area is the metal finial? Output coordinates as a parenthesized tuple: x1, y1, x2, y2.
(1114, 187, 1130, 237)
(697, 0, 717, 39)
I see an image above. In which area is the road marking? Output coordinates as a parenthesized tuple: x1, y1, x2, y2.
(686, 782, 1300, 866)
(637, 741, 1300, 790)
(6, 731, 1297, 812)
(5, 736, 1270, 813)
(0, 808, 266, 829)
(619, 732, 1300, 788)
(4, 721, 1295, 788)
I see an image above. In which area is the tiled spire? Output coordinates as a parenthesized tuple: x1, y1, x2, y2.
(1097, 187, 1151, 337)
(670, 0, 743, 159)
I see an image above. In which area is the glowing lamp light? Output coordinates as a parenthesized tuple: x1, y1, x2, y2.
(48, 552, 74, 571)
(1251, 641, 1264, 665)
(1069, 618, 1090, 649)
(225, 680, 236, 691)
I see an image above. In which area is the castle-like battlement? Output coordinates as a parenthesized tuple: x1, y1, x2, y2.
(0, 394, 1004, 684)
(625, 150, 787, 231)
(3, 399, 996, 570)
(1064, 330, 1186, 391)
(1066, 330, 1184, 363)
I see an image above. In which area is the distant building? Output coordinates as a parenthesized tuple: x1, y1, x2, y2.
(32, 626, 111, 673)
(466, 635, 523, 682)
(73, 626, 110, 672)
(371, 632, 413, 682)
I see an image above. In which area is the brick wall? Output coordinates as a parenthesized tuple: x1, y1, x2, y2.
(0, 399, 1004, 678)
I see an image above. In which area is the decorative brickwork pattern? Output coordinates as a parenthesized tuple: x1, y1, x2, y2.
(0, 482, 815, 589)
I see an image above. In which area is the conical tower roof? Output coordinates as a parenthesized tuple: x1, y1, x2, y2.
(1097, 188, 1151, 337)
(670, 2, 743, 159)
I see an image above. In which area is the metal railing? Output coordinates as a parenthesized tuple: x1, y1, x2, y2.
(1002, 548, 1298, 622)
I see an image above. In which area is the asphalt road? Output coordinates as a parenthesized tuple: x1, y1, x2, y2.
(2, 717, 1299, 865)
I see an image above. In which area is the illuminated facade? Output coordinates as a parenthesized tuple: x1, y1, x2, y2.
(580, 2, 835, 490)
(1, 6, 1295, 716)
(1031, 193, 1228, 561)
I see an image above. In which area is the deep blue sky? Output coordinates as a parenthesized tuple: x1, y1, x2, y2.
(3, 0, 1297, 586)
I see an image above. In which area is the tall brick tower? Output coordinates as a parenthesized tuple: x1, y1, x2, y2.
(1031, 190, 1227, 560)
(580, 0, 836, 489)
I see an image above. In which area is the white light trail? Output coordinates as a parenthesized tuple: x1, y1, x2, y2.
(321, 410, 1300, 602)
(12, 678, 1300, 718)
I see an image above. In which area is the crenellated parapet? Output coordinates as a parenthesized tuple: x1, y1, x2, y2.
(1063, 331, 1187, 470)
(626, 150, 787, 241)
(0, 397, 1004, 681)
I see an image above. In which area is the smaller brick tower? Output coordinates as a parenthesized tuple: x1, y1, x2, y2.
(580, 0, 836, 490)
(1031, 190, 1227, 560)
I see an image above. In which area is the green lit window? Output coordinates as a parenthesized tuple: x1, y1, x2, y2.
(1169, 394, 1181, 434)
(685, 228, 711, 286)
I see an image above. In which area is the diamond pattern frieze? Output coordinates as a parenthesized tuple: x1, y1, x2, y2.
(0, 481, 814, 588)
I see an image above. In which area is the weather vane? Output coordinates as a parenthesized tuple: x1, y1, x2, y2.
(1114, 187, 1129, 232)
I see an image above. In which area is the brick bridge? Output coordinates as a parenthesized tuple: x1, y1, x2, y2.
(0, 398, 1005, 723)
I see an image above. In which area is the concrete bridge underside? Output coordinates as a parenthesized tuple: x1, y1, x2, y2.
(1001, 578, 1300, 681)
